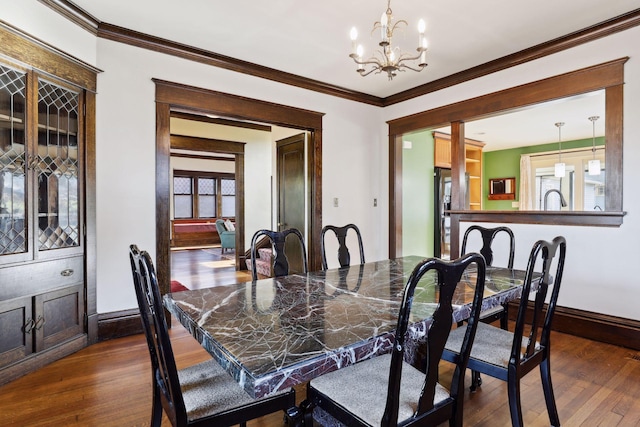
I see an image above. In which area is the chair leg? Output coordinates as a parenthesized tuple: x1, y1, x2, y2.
(507, 371, 524, 427)
(540, 357, 561, 426)
(500, 303, 509, 330)
(151, 383, 163, 427)
(470, 369, 482, 392)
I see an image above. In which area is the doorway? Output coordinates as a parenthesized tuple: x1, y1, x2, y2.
(154, 79, 324, 294)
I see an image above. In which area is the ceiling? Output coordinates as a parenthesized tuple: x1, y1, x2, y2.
(71, 0, 638, 98)
(68, 0, 634, 147)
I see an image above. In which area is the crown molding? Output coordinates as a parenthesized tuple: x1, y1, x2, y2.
(98, 22, 384, 107)
(38, 0, 99, 35)
(383, 8, 640, 106)
(39, 1, 640, 106)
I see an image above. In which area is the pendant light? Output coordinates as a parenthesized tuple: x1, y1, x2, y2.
(588, 116, 601, 175)
(554, 122, 565, 178)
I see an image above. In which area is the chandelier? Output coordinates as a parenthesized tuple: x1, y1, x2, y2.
(349, 0, 428, 80)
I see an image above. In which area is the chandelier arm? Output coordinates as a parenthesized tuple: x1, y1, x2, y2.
(398, 63, 426, 72)
(358, 67, 384, 77)
(390, 20, 408, 32)
(396, 50, 426, 63)
(350, 55, 384, 67)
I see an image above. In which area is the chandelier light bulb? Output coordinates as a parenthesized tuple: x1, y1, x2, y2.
(350, 27, 358, 41)
(418, 19, 426, 34)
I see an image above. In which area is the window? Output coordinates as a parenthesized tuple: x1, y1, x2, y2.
(527, 148, 605, 211)
(173, 171, 235, 219)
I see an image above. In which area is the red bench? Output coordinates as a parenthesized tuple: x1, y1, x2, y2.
(171, 219, 219, 247)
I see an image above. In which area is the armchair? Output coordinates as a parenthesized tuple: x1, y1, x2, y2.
(215, 219, 235, 253)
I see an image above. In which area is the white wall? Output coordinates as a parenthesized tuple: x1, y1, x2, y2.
(7, 1, 638, 322)
(383, 26, 640, 321)
(93, 39, 383, 313)
(0, 0, 97, 65)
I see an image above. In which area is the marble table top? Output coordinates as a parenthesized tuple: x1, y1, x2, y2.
(164, 256, 529, 398)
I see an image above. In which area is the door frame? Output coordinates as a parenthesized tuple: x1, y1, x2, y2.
(154, 79, 324, 295)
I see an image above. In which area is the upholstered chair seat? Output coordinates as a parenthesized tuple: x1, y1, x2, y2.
(309, 354, 450, 426)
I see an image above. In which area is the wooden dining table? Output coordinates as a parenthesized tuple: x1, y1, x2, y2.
(163, 255, 530, 399)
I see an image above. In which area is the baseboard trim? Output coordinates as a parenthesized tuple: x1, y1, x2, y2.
(509, 303, 640, 351)
(98, 304, 640, 350)
(97, 308, 142, 341)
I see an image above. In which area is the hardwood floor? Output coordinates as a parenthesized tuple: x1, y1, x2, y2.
(2, 251, 638, 426)
(170, 246, 252, 289)
(1, 322, 639, 426)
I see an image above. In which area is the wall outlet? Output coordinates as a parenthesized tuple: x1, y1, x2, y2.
(333, 197, 339, 207)
(512, 201, 520, 208)
(373, 198, 378, 207)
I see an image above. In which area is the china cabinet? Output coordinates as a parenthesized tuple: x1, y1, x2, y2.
(0, 23, 97, 384)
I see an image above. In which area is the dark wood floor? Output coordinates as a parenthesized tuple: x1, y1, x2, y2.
(2, 250, 639, 426)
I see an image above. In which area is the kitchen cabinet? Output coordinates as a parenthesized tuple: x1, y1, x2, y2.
(433, 132, 485, 210)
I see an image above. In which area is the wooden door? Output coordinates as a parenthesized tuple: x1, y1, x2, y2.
(277, 134, 306, 274)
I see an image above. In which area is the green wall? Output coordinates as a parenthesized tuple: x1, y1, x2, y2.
(483, 137, 605, 210)
(402, 130, 434, 257)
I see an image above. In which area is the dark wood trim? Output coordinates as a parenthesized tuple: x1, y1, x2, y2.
(388, 134, 402, 258)
(172, 170, 235, 179)
(170, 152, 235, 162)
(155, 79, 324, 130)
(84, 90, 98, 344)
(156, 102, 172, 299)
(42, 2, 640, 106)
(170, 134, 246, 154)
(37, 0, 100, 35)
(510, 302, 640, 351)
(383, 8, 640, 106)
(0, 20, 100, 91)
(98, 22, 381, 107)
(171, 111, 272, 132)
(155, 79, 324, 284)
(96, 309, 143, 342)
(606, 84, 624, 211)
(388, 59, 627, 259)
(388, 58, 627, 135)
(452, 210, 626, 227)
(235, 153, 246, 270)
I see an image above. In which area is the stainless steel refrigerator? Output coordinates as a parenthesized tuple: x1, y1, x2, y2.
(434, 168, 469, 259)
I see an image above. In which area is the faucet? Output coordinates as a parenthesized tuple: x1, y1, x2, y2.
(543, 189, 567, 210)
(594, 205, 603, 211)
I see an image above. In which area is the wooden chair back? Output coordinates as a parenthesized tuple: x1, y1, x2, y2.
(383, 253, 486, 426)
(320, 224, 365, 269)
(129, 245, 186, 425)
(250, 228, 308, 281)
(462, 225, 515, 268)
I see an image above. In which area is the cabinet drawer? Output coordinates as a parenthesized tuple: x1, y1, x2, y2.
(0, 256, 84, 301)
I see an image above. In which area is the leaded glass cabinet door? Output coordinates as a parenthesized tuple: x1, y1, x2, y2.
(0, 63, 29, 263)
(35, 77, 82, 260)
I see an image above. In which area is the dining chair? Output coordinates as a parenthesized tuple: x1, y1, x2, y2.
(305, 253, 487, 427)
(320, 223, 365, 270)
(461, 225, 516, 389)
(128, 244, 299, 427)
(461, 224, 515, 329)
(442, 236, 566, 427)
(249, 228, 308, 281)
